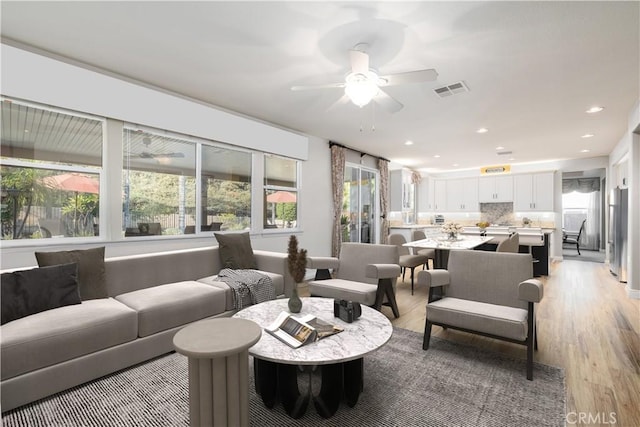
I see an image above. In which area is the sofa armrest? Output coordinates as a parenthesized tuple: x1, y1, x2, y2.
(417, 269, 450, 288)
(366, 263, 401, 280)
(518, 279, 544, 303)
(306, 256, 340, 270)
(253, 250, 295, 296)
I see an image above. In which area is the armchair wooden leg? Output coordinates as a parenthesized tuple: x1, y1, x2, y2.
(402, 267, 406, 281)
(423, 319, 433, 350)
(374, 278, 400, 319)
(410, 267, 415, 295)
(534, 320, 538, 351)
(527, 302, 534, 380)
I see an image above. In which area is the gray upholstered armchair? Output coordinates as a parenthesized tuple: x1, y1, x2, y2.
(417, 250, 543, 380)
(307, 243, 401, 318)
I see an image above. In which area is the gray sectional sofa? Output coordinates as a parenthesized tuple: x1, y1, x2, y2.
(1, 245, 293, 411)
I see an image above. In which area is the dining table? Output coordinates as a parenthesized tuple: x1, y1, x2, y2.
(403, 235, 495, 269)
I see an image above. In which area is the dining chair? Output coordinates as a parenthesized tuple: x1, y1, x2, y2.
(496, 232, 520, 253)
(411, 230, 436, 270)
(389, 233, 430, 295)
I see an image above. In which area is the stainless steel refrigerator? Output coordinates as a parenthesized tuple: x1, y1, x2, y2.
(608, 187, 628, 282)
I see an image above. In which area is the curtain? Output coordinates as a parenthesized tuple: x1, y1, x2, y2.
(378, 158, 390, 244)
(582, 191, 600, 250)
(330, 144, 346, 257)
(563, 178, 600, 194)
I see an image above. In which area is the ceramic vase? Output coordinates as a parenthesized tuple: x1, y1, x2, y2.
(288, 284, 302, 313)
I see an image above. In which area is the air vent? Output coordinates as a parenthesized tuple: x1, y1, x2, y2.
(563, 171, 584, 178)
(433, 81, 470, 98)
(496, 151, 513, 156)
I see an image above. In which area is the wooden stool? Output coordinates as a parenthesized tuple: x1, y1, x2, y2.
(174, 318, 261, 427)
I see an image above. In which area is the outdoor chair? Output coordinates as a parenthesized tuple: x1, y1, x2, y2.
(563, 219, 586, 255)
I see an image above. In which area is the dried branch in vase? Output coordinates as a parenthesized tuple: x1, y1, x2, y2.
(287, 235, 307, 283)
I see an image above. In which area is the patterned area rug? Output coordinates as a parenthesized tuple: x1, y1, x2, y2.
(2, 328, 566, 426)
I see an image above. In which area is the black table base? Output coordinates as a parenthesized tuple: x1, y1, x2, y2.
(253, 358, 364, 419)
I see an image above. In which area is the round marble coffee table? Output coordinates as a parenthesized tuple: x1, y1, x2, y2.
(233, 297, 392, 419)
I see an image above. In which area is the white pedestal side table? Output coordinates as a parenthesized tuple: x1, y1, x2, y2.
(173, 318, 262, 427)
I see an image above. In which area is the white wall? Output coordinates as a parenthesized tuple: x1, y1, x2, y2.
(0, 44, 335, 268)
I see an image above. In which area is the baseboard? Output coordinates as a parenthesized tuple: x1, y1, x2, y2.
(625, 284, 640, 299)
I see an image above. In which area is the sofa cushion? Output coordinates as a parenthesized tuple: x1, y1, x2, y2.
(1, 263, 81, 325)
(427, 297, 528, 341)
(198, 270, 284, 311)
(308, 278, 378, 306)
(115, 281, 226, 337)
(35, 246, 108, 300)
(0, 298, 137, 380)
(214, 232, 258, 269)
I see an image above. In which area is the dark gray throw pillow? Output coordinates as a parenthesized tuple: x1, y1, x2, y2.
(1, 263, 81, 325)
(35, 246, 107, 300)
(214, 232, 258, 269)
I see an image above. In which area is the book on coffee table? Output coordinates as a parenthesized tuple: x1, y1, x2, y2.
(265, 311, 344, 348)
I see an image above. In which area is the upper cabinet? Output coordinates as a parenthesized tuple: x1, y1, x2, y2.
(390, 169, 415, 212)
(446, 178, 479, 212)
(417, 177, 433, 212)
(478, 176, 513, 203)
(513, 172, 554, 211)
(433, 179, 447, 212)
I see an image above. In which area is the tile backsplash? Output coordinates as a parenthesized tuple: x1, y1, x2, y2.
(480, 202, 514, 225)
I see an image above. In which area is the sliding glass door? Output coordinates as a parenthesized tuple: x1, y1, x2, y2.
(343, 165, 378, 244)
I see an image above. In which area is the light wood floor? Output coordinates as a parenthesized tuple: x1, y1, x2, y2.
(304, 259, 640, 426)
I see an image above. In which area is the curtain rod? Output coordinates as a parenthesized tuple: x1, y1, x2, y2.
(329, 141, 390, 162)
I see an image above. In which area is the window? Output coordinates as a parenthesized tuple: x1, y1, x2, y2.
(1, 98, 103, 240)
(122, 128, 196, 237)
(264, 155, 298, 229)
(201, 145, 251, 232)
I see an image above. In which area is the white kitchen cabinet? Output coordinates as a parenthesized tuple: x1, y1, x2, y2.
(433, 180, 447, 212)
(417, 177, 433, 212)
(514, 172, 554, 211)
(478, 176, 513, 202)
(390, 169, 415, 212)
(446, 178, 479, 211)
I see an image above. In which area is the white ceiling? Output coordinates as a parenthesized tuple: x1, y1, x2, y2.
(1, 1, 638, 172)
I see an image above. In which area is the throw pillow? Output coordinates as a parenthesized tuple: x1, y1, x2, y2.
(1, 263, 81, 325)
(214, 232, 258, 269)
(35, 246, 108, 300)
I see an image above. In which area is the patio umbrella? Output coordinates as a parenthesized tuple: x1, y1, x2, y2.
(41, 173, 99, 234)
(266, 191, 296, 203)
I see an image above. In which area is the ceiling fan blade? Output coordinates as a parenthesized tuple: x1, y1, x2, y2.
(291, 82, 345, 91)
(373, 89, 403, 114)
(379, 69, 438, 86)
(349, 49, 369, 74)
(325, 94, 351, 112)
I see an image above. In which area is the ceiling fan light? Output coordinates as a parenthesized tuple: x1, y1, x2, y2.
(345, 72, 379, 107)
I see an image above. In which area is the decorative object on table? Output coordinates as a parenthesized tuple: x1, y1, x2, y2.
(522, 217, 532, 227)
(287, 235, 307, 313)
(441, 221, 464, 241)
(476, 221, 491, 236)
(334, 299, 362, 323)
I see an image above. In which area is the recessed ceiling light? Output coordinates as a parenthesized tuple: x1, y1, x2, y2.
(476, 128, 489, 134)
(24, 129, 29, 133)
(581, 134, 594, 138)
(509, 157, 515, 161)
(496, 146, 505, 150)
(404, 140, 414, 146)
(433, 155, 440, 158)
(586, 106, 604, 114)
(452, 163, 459, 167)
(580, 149, 591, 153)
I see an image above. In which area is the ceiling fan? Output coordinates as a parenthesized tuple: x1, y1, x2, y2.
(291, 43, 438, 113)
(128, 136, 184, 159)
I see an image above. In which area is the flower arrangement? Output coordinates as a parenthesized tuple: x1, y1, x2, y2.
(522, 217, 532, 227)
(476, 221, 491, 229)
(441, 222, 464, 235)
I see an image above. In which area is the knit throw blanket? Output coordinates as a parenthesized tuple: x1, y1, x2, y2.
(217, 269, 276, 310)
